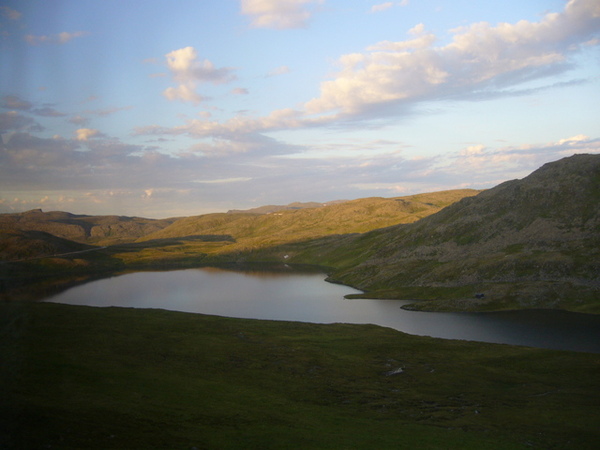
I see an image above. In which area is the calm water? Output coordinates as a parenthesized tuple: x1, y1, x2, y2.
(42, 267, 600, 353)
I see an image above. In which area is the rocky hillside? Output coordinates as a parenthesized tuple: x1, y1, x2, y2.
(139, 190, 478, 249)
(3, 155, 598, 313)
(227, 200, 348, 214)
(0, 229, 94, 262)
(324, 154, 600, 312)
(0, 210, 175, 245)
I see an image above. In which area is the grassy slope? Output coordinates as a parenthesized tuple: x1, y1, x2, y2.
(110, 156, 599, 315)
(138, 190, 478, 246)
(0, 230, 94, 261)
(0, 190, 477, 274)
(0, 209, 175, 246)
(105, 190, 477, 267)
(2, 302, 599, 449)
(3, 155, 599, 313)
(275, 155, 600, 313)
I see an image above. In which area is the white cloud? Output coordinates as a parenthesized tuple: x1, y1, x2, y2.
(448, 135, 600, 182)
(460, 144, 486, 156)
(2, 129, 598, 217)
(370, 3, 393, 13)
(557, 134, 589, 145)
(241, 0, 324, 29)
(370, 1, 409, 13)
(75, 128, 100, 141)
(194, 177, 252, 184)
(139, 0, 600, 158)
(305, 0, 600, 117)
(163, 47, 236, 104)
(24, 31, 88, 45)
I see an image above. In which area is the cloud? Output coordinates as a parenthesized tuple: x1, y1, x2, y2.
(75, 128, 101, 141)
(31, 107, 67, 117)
(163, 47, 236, 104)
(241, 0, 324, 29)
(0, 6, 21, 20)
(446, 135, 600, 185)
(556, 134, 589, 145)
(24, 31, 89, 45)
(267, 65, 291, 77)
(370, 3, 394, 13)
(232, 87, 249, 95)
(1, 95, 32, 110)
(194, 177, 252, 184)
(163, 85, 205, 104)
(0, 133, 81, 176)
(305, 0, 600, 118)
(1, 95, 67, 117)
(69, 115, 90, 126)
(370, 1, 409, 13)
(85, 105, 133, 117)
(135, 107, 305, 140)
(146, 0, 599, 149)
(2, 128, 598, 218)
(0, 111, 43, 133)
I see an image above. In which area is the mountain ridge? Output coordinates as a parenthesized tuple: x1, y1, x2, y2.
(320, 154, 600, 311)
(1, 154, 599, 313)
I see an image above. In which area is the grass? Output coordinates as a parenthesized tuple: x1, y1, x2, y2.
(2, 301, 599, 449)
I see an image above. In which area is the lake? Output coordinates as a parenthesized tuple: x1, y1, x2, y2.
(42, 266, 600, 353)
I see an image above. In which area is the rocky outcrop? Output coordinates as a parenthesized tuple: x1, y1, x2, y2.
(332, 154, 600, 311)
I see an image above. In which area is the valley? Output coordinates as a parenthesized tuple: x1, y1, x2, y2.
(2, 155, 599, 313)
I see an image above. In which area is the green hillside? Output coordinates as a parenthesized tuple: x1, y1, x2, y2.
(0, 229, 94, 262)
(2, 155, 599, 313)
(302, 154, 600, 312)
(138, 189, 478, 249)
(3, 302, 598, 449)
(0, 209, 175, 245)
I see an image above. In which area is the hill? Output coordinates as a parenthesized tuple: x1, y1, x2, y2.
(227, 200, 348, 214)
(138, 189, 478, 250)
(2, 155, 599, 313)
(0, 229, 94, 262)
(310, 154, 600, 312)
(3, 302, 598, 449)
(0, 209, 175, 246)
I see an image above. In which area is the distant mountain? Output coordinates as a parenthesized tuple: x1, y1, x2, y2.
(1, 155, 599, 313)
(138, 190, 479, 249)
(321, 154, 600, 312)
(0, 229, 94, 262)
(0, 190, 478, 263)
(227, 201, 348, 215)
(0, 209, 175, 246)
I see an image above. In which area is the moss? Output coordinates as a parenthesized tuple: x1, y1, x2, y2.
(3, 302, 599, 449)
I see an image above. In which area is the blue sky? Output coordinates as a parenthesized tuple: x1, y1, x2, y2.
(1, 0, 599, 217)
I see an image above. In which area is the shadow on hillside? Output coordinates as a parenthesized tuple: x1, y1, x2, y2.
(107, 234, 236, 253)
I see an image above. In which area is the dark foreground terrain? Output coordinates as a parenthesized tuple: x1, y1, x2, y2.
(1, 302, 598, 449)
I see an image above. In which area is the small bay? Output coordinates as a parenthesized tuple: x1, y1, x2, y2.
(42, 267, 600, 353)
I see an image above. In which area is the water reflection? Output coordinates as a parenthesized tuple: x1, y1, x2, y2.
(42, 267, 600, 353)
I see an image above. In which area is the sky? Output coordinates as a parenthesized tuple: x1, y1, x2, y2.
(1, 0, 599, 218)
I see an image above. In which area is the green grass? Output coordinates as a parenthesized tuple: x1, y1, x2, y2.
(2, 302, 599, 449)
